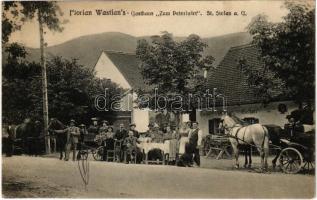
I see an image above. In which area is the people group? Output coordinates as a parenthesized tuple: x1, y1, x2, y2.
(53, 117, 204, 167)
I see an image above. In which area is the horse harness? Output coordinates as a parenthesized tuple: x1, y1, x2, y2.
(226, 125, 248, 144)
(236, 126, 248, 144)
(225, 124, 268, 149)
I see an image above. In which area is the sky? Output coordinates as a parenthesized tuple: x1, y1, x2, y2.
(7, 1, 297, 48)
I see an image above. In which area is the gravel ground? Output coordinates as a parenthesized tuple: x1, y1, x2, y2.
(2, 155, 315, 198)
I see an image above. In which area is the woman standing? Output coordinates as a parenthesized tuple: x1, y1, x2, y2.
(178, 122, 191, 155)
(103, 126, 115, 161)
(164, 125, 179, 163)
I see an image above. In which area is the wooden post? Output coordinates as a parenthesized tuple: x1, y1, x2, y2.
(38, 10, 50, 154)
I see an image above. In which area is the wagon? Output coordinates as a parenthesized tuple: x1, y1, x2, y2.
(278, 132, 315, 174)
(204, 134, 232, 160)
(79, 134, 123, 162)
(78, 133, 103, 161)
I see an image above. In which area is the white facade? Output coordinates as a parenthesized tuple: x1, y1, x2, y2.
(196, 101, 301, 135)
(95, 52, 131, 89)
(94, 52, 149, 132)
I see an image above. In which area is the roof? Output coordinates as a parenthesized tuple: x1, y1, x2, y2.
(207, 44, 264, 106)
(102, 46, 277, 106)
(103, 51, 149, 90)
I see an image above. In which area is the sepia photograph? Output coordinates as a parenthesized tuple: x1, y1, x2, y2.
(1, 0, 315, 198)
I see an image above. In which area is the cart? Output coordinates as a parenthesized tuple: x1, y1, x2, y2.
(278, 132, 315, 174)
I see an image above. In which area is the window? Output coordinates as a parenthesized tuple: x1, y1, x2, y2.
(208, 118, 222, 135)
(243, 117, 259, 125)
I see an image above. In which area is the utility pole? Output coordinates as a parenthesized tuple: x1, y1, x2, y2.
(38, 10, 50, 154)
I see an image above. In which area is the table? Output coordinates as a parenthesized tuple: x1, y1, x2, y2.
(137, 140, 170, 164)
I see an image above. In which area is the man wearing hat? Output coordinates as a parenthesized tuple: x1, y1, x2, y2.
(129, 123, 140, 138)
(79, 124, 87, 143)
(56, 119, 80, 161)
(115, 123, 128, 140)
(113, 123, 127, 162)
(88, 117, 99, 136)
(78, 124, 87, 150)
(67, 119, 80, 161)
(298, 102, 314, 125)
(185, 121, 203, 167)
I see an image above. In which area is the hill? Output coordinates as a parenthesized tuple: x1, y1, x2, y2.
(3, 32, 252, 69)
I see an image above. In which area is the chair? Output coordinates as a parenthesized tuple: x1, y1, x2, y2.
(106, 139, 115, 162)
(106, 150, 115, 161)
(124, 147, 137, 164)
(114, 140, 122, 162)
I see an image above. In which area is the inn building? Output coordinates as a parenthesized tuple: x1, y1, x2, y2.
(94, 45, 308, 134)
(195, 44, 301, 135)
(94, 50, 183, 132)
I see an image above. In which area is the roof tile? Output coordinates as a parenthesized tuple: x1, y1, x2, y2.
(207, 44, 263, 106)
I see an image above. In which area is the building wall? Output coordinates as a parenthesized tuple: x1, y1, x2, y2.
(196, 101, 301, 136)
(94, 52, 134, 128)
(120, 92, 133, 111)
(94, 52, 131, 89)
(132, 109, 149, 132)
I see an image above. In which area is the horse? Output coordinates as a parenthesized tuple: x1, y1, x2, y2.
(241, 124, 284, 169)
(220, 114, 269, 170)
(6, 118, 44, 156)
(48, 118, 67, 160)
(27, 120, 44, 156)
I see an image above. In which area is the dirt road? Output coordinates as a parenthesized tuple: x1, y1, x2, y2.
(2, 156, 315, 198)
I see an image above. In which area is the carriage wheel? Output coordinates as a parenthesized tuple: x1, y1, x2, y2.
(279, 147, 303, 174)
(303, 149, 315, 171)
(93, 146, 104, 161)
(303, 161, 315, 171)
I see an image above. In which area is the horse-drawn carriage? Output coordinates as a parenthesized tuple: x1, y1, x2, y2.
(78, 133, 124, 162)
(76, 133, 100, 161)
(204, 116, 315, 174)
(276, 125, 315, 174)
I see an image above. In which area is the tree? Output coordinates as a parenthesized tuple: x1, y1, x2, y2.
(2, 40, 40, 123)
(46, 57, 124, 123)
(2, 2, 22, 44)
(3, 55, 124, 125)
(241, 2, 315, 105)
(136, 32, 215, 125)
(4, 1, 65, 153)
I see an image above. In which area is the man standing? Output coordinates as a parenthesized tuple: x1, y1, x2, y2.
(65, 119, 80, 161)
(87, 118, 99, 136)
(115, 123, 128, 140)
(78, 124, 87, 156)
(186, 121, 203, 167)
(114, 123, 128, 162)
(298, 103, 314, 125)
(79, 124, 87, 144)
